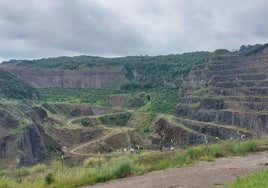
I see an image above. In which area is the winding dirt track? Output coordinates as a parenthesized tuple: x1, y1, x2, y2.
(83, 152, 268, 188)
(69, 129, 122, 156)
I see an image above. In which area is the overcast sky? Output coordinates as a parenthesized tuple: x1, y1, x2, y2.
(0, 0, 268, 62)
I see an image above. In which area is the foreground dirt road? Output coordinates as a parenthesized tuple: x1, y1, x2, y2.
(83, 152, 268, 188)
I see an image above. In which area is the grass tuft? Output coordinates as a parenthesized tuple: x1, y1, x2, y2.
(0, 177, 15, 188)
(113, 160, 133, 178)
(227, 169, 268, 188)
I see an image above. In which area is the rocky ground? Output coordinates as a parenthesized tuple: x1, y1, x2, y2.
(83, 152, 268, 188)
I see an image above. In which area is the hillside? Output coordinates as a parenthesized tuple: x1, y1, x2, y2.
(0, 69, 39, 100)
(1, 52, 209, 89)
(0, 44, 268, 168)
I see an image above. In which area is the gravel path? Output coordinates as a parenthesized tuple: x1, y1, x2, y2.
(83, 152, 268, 188)
(69, 128, 121, 156)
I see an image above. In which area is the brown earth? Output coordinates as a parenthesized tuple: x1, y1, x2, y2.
(83, 152, 268, 188)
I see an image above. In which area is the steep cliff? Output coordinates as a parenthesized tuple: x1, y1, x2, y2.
(2, 66, 127, 88)
(0, 99, 64, 165)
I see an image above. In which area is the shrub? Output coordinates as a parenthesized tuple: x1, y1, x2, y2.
(73, 118, 95, 127)
(226, 141, 258, 155)
(45, 172, 55, 185)
(208, 144, 224, 158)
(185, 146, 206, 159)
(113, 160, 133, 178)
(243, 141, 258, 152)
(95, 173, 114, 183)
(99, 113, 131, 126)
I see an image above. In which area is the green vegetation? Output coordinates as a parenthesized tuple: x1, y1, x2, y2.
(37, 87, 124, 106)
(238, 43, 268, 56)
(37, 87, 179, 115)
(72, 117, 97, 127)
(227, 169, 268, 188)
(138, 89, 179, 114)
(99, 112, 131, 126)
(4, 52, 209, 72)
(44, 172, 55, 185)
(2, 44, 268, 187)
(0, 139, 265, 188)
(113, 160, 133, 178)
(0, 70, 39, 99)
(146, 140, 259, 171)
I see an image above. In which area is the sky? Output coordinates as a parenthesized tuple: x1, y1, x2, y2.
(0, 0, 268, 62)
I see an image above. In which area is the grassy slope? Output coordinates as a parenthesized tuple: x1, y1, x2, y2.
(0, 139, 266, 188)
(227, 169, 268, 188)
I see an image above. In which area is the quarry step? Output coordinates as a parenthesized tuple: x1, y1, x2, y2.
(178, 51, 268, 137)
(225, 96, 268, 102)
(225, 101, 268, 112)
(213, 55, 268, 61)
(177, 97, 268, 112)
(209, 61, 268, 70)
(180, 96, 268, 104)
(176, 106, 268, 132)
(212, 73, 266, 82)
(210, 66, 268, 76)
(215, 80, 268, 88)
(212, 87, 268, 96)
(173, 117, 252, 140)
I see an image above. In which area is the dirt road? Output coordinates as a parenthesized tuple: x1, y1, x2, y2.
(69, 129, 121, 156)
(84, 152, 268, 188)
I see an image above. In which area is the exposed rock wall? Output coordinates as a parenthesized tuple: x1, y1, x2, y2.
(150, 118, 206, 148)
(177, 49, 268, 136)
(2, 66, 127, 88)
(0, 108, 19, 129)
(150, 117, 253, 148)
(19, 125, 49, 165)
(0, 105, 61, 165)
(1, 125, 49, 166)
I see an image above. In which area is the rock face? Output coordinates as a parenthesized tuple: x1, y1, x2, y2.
(19, 125, 49, 165)
(151, 118, 205, 148)
(0, 105, 60, 166)
(177, 47, 268, 136)
(2, 66, 127, 88)
(1, 125, 49, 165)
(0, 109, 19, 129)
(150, 117, 251, 148)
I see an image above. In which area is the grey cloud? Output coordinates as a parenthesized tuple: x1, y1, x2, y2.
(0, 0, 268, 61)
